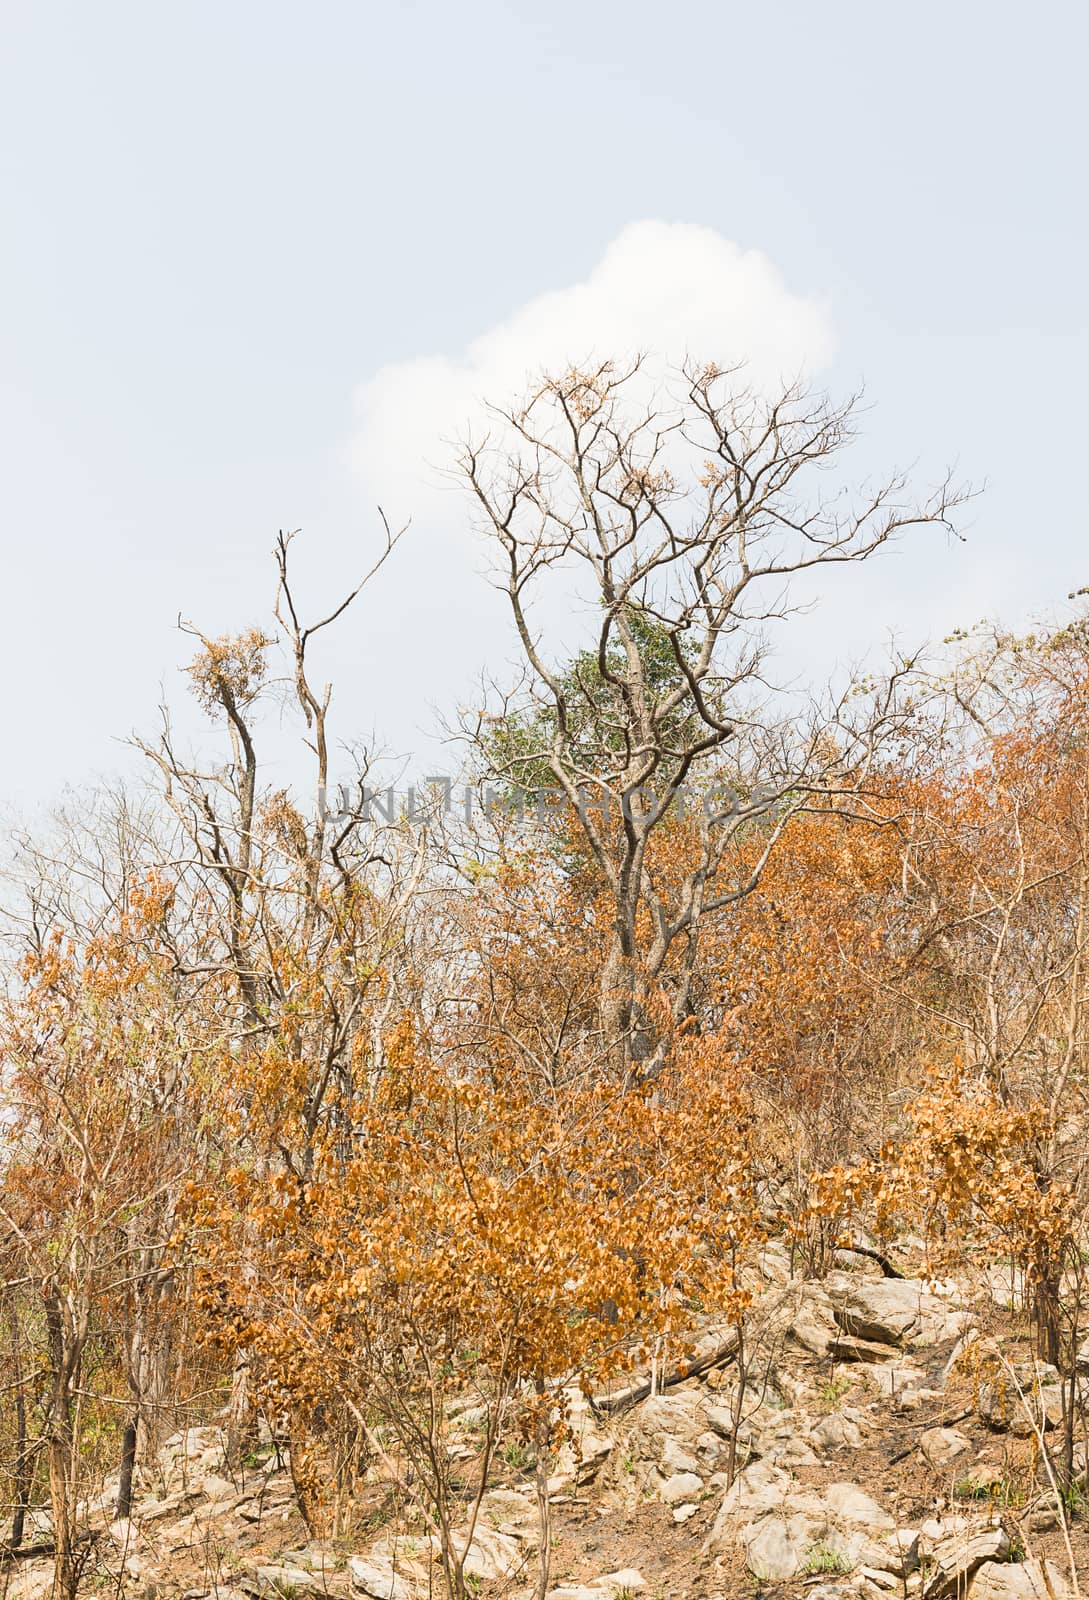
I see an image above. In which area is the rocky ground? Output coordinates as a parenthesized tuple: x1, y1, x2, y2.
(5, 1253, 1087, 1600)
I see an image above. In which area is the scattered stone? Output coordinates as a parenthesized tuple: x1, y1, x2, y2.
(242, 1566, 322, 1597)
(477, 1486, 537, 1536)
(657, 1470, 703, 1504)
(672, 1502, 699, 1523)
(920, 1427, 971, 1469)
(811, 1412, 864, 1452)
(575, 1431, 614, 1485)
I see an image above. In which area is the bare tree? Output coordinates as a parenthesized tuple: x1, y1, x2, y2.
(134, 525, 447, 1467)
(459, 359, 967, 1074)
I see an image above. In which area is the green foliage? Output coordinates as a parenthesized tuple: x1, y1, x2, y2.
(803, 1543, 852, 1576)
(500, 1438, 532, 1470)
(1059, 1480, 1086, 1520)
(481, 604, 710, 793)
(818, 1376, 850, 1412)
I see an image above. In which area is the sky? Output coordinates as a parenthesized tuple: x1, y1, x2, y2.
(2, 0, 1087, 814)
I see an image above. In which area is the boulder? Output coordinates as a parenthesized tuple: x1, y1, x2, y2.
(348, 1557, 415, 1600)
(970, 1560, 1074, 1600)
(660, 1438, 702, 1476)
(826, 1274, 972, 1350)
(811, 1412, 864, 1452)
(455, 1524, 527, 1581)
(743, 1513, 815, 1581)
(922, 1523, 1010, 1598)
(822, 1482, 895, 1529)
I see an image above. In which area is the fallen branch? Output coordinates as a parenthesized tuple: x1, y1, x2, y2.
(0, 1543, 56, 1564)
(590, 1329, 741, 1416)
(836, 1241, 906, 1279)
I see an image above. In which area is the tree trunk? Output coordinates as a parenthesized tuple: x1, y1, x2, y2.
(48, 1423, 77, 1600)
(533, 1380, 551, 1600)
(1033, 1249, 1062, 1367)
(8, 1293, 29, 1550)
(116, 1417, 138, 1522)
(225, 1355, 252, 1475)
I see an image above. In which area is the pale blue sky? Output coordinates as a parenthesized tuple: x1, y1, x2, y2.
(2, 1, 1087, 809)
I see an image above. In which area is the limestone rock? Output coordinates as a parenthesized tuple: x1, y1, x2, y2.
(242, 1567, 322, 1597)
(811, 1412, 864, 1452)
(455, 1523, 527, 1580)
(822, 1482, 895, 1530)
(970, 1560, 1074, 1600)
(546, 1572, 644, 1600)
(743, 1513, 813, 1581)
(922, 1523, 1010, 1598)
(660, 1437, 702, 1476)
(826, 1274, 972, 1351)
(348, 1557, 414, 1600)
(657, 1470, 703, 1504)
(920, 1427, 971, 1469)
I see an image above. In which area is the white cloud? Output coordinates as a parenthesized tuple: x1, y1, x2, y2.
(334, 223, 837, 774)
(349, 220, 835, 511)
